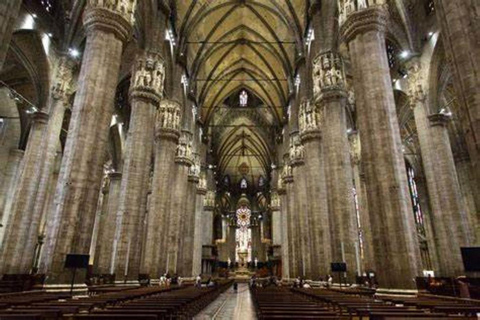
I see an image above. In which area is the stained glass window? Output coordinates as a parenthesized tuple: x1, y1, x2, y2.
(239, 90, 248, 107)
(235, 206, 252, 263)
(407, 165, 425, 232)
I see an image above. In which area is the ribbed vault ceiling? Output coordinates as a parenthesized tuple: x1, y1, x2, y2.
(176, 0, 306, 182)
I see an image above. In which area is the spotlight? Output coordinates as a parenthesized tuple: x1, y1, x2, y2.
(428, 32, 433, 37)
(69, 48, 80, 58)
(400, 50, 410, 59)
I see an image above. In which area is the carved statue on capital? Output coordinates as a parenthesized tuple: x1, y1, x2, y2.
(299, 98, 322, 137)
(51, 57, 74, 102)
(204, 190, 216, 208)
(156, 99, 181, 139)
(312, 51, 346, 99)
(406, 59, 426, 108)
(175, 132, 193, 165)
(87, 0, 137, 25)
(338, 0, 386, 25)
(270, 191, 281, 209)
(131, 52, 165, 99)
(189, 154, 201, 179)
(348, 131, 361, 165)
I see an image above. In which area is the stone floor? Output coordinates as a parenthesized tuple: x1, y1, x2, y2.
(194, 283, 257, 320)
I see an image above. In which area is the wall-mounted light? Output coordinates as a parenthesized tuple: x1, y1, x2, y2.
(69, 48, 79, 58)
(400, 50, 410, 59)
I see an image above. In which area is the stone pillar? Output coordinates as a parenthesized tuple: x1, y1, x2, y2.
(112, 51, 164, 283)
(95, 172, 122, 275)
(93, 174, 110, 269)
(282, 165, 298, 278)
(0, 0, 21, 70)
(340, 3, 421, 288)
(19, 57, 75, 272)
(271, 191, 281, 247)
(278, 181, 290, 279)
(142, 99, 181, 278)
(167, 132, 193, 273)
(192, 174, 207, 277)
(0, 149, 24, 246)
(426, 113, 472, 274)
(348, 132, 375, 272)
(299, 99, 331, 279)
(40, 0, 136, 283)
(289, 136, 312, 278)
(202, 190, 215, 247)
(179, 157, 199, 277)
(455, 157, 479, 236)
(312, 51, 358, 280)
(0, 111, 48, 274)
(435, 1, 480, 225)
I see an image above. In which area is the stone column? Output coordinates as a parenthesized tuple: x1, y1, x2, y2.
(348, 132, 375, 272)
(179, 157, 199, 277)
(299, 99, 331, 279)
(271, 191, 282, 247)
(0, 149, 24, 246)
(112, 51, 164, 283)
(40, 0, 136, 283)
(93, 175, 110, 269)
(282, 165, 299, 278)
(167, 131, 193, 273)
(0, 0, 21, 70)
(192, 174, 207, 276)
(312, 51, 358, 280)
(95, 172, 122, 275)
(340, 3, 421, 288)
(435, 1, 480, 224)
(426, 113, 472, 274)
(141, 99, 181, 278)
(0, 111, 48, 274)
(278, 181, 290, 279)
(289, 136, 312, 278)
(19, 57, 75, 272)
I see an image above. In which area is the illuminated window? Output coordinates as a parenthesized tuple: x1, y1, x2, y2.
(41, 0, 54, 13)
(239, 90, 248, 107)
(235, 206, 252, 263)
(407, 164, 425, 232)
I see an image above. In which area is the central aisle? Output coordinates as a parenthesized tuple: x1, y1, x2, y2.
(194, 283, 257, 320)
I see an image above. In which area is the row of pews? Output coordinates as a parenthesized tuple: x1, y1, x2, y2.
(0, 280, 232, 319)
(293, 287, 480, 319)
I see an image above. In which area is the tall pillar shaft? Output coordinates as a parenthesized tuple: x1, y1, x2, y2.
(299, 101, 331, 279)
(0, 112, 48, 274)
(283, 169, 299, 277)
(313, 51, 358, 280)
(179, 172, 199, 277)
(0, 149, 24, 246)
(278, 187, 290, 279)
(95, 172, 122, 275)
(341, 5, 421, 288)
(40, 2, 135, 282)
(0, 0, 21, 70)
(435, 1, 480, 225)
(142, 99, 181, 277)
(192, 180, 206, 277)
(112, 52, 163, 282)
(19, 58, 74, 272)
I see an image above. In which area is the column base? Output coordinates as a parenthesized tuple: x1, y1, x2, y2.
(39, 283, 88, 296)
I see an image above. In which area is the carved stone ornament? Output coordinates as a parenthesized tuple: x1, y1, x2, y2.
(197, 174, 207, 194)
(51, 57, 74, 102)
(299, 98, 322, 141)
(130, 52, 165, 102)
(281, 163, 293, 184)
(188, 154, 201, 181)
(175, 132, 193, 166)
(289, 135, 305, 166)
(156, 99, 181, 140)
(338, 0, 387, 27)
(406, 59, 426, 108)
(339, 1, 388, 43)
(312, 51, 347, 102)
(270, 191, 280, 210)
(204, 190, 216, 208)
(348, 132, 361, 165)
(84, 0, 137, 43)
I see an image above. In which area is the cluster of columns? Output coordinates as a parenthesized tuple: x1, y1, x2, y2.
(0, 0, 209, 285)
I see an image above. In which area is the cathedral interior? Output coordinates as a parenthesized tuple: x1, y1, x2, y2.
(0, 0, 479, 317)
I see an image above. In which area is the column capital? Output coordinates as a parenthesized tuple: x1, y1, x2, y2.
(270, 191, 280, 211)
(281, 164, 294, 184)
(84, 0, 137, 43)
(340, 4, 389, 43)
(428, 113, 451, 127)
(32, 111, 49, 124)
(203, 190, 215, 209)
(155, 99, 181, 141)
(289, 134, 305, 167)
(312, 51, 347, 102)
(51, 56, 75, 103)
(175, 131, 193, 166)
(299, 98, 322, 142)
(188, 155, 201, 181)
(130, 51, 165, 103)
